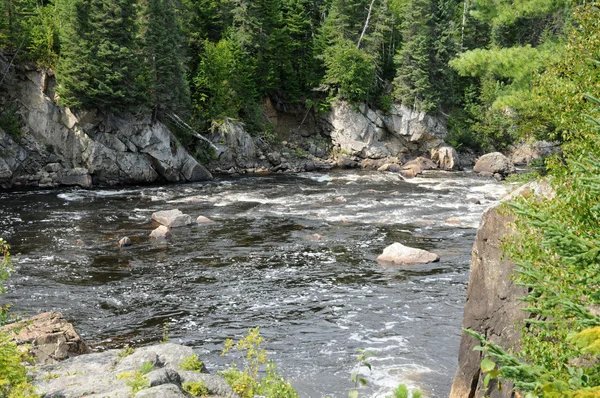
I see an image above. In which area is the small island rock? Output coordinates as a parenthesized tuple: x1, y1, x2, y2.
(196, 216, 215, 224)
(473, 152, 515, 178)
(152, 209, 192, 228)
(377, 242, 440, 265)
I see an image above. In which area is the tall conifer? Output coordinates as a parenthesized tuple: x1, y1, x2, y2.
(57, 0, 144, 111)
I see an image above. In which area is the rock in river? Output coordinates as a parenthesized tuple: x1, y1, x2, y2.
(150, 226, 171, 239)
(152, 209, 193, 228)
(473, 152, 515, 178)
(377, 242, 440, 265)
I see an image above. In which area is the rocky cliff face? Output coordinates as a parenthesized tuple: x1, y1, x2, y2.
(450, 182, 554, 398)
(0, 64, 212, 189)
(323, 101, 448, 161)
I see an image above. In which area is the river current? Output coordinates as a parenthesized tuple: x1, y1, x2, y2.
(0, 170, 508, 397)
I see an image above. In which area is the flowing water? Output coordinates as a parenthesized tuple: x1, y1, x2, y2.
(0, 170, 509, 397)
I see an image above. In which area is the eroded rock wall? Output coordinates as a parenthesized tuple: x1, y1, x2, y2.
(0, 64, 212, 189)
(450, 182, 554, 398)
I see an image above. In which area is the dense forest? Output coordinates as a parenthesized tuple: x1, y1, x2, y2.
(0, 0, 590, 152)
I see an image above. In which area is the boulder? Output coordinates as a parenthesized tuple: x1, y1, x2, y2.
(196, 216, 215, 224)
(152, 210, 193, 228)
(150, 226, 171, 239)
(473, 152, 515, 178)
(60, 168, 93, 188)
(31, 343, 239, 398)
(449, 181, 555, 398)
(431, 146, 461, 171)
(1, 312, 90, 364)
(445, 217, 461, 225)
(376, 242, 440, 265)
(118, 237, 132, 247)
(509, 140, 559, 165)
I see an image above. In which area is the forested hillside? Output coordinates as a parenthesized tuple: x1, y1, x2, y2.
(0, 0, 590, 150)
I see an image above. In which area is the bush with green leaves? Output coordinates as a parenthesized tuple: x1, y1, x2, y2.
(467, 6, 600, 397)
(220, 327, 298, 398)
(0, 239, 38, 397)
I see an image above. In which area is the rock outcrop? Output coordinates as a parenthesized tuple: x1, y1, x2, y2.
(431, 145, 461, 171)
(0, 64, 212, 189)
(324, 101, 447, 161)
(376, 242, 440, 265)
(508, 140, 559, 165)
(473, 152, 516, 179)
(1, 312, 90, 365)
(32, 343, 239, 398)
(450, 181, 555, 398)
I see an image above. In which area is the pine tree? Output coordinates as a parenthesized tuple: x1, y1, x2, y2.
(143, 0, 190, 119)
(56, 0, 144, 111)
(393, 0, 459, 112)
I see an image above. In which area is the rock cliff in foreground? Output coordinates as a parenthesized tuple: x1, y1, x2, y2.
(450, 182, 553, 398)
(0, 64, 212, 189)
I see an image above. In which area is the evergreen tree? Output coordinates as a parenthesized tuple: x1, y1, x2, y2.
(143, 0, 190, 118)
(56, 0, 144, 111)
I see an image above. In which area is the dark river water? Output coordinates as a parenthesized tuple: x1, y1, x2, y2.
(0, 169, 508, 398)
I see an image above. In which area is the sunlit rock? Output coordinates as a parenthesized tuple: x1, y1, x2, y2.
(152, 209, 192, 228)
(377, 242, 440, 265)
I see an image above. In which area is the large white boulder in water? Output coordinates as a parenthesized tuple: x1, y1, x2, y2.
(152, 209, 192, 228)
(377, 242, 440, 265)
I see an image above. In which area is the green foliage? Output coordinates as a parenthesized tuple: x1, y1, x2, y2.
(384, 382, 423, 398)
(56, 0, 145, 112)
(467, 7, 600, 396)
(0, 239, 38, 398)
(0, 106, 22, 143)
(117, 346, 135, 358)
(220, 327, 298, 398)
(182, 381, 209, 397)
(179, 354, 203, 372)
(142, 0, 190, 118)
(349, 349, 374, 398)
(323, 38, 376, 103)
(116, 362, 153, 394)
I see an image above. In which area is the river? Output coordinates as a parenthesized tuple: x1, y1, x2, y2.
(0, 169, 508, 397)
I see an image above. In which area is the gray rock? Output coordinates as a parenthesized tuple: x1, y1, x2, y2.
(509, 140, 559, 165)
(31, 342, 234, 398)
(118, 237, 132, 247)
(449, 181, 554, 398)
(431, 145, 461, 171)
(134, 384, 187, 398)
(179, 372, 239, 398)
(152, 210, 193, 228)
(376, 242, 440, 265)
(473, 152, 516, 177)
(0, 68, 212, 189)
(60, 168, 92, 188)
(196, 216, 215, 224)
(150, 226, 171, 239)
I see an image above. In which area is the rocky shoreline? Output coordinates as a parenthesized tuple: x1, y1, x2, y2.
(0, 61, 529, 191)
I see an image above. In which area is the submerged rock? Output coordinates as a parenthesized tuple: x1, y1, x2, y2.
(152, 210, 193, 228)
(376, 242, 440, 265)
(118, 237, 132, 247)
(1, 312, 90, 365)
